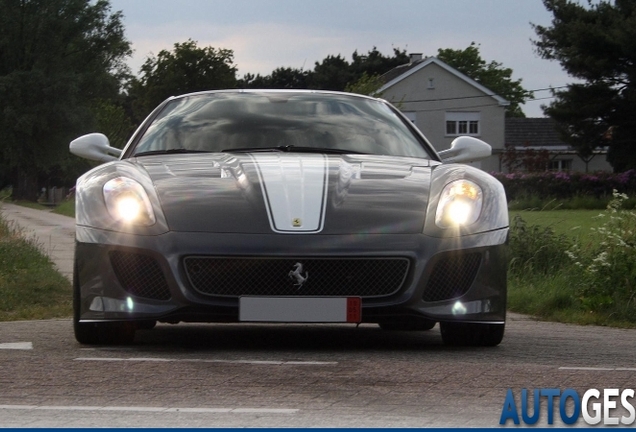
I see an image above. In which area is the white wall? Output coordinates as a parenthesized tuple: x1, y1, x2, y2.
(381, 62, 506, 173)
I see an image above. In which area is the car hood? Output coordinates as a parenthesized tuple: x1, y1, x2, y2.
(136, 153, 435, 235)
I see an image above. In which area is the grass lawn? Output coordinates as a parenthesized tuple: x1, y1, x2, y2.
(52, 199, 75, 217)
(509, 209, 604, 243)
(508, 206, 636, 328)
(0, 212, 72, 321)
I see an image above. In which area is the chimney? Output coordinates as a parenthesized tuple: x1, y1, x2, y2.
(409, 53, 423, 64)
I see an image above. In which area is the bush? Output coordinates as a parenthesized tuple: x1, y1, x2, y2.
(565, 191, 636, 320)
(492, 170, 636, 203)
(508, 215, 572, 275)
(507, 191, 636, 325)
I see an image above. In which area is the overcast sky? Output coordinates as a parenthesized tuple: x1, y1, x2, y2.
(108, 0, 573, 118)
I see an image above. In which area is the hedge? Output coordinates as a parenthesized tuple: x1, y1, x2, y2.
(490, 170, 636, 201)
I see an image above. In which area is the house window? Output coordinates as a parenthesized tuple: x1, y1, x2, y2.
(402, 111, 416, 124)
(445, 112, 480, 136)
(548, 159, 572, 171)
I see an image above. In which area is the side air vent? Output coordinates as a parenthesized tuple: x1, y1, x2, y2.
(423, 253, 481, 302)
(110, 251, 171, 301)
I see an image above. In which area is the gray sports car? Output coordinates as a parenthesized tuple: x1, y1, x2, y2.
(70, 90, 509, 346)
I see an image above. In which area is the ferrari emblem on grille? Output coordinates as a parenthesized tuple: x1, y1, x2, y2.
(292, 218, 302, 227)
(288, 262, 309, 288)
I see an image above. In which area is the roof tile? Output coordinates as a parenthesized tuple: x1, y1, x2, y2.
(505, 118, 564, 147)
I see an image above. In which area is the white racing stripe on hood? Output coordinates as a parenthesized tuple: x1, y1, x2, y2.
(251, 153, 328, 233)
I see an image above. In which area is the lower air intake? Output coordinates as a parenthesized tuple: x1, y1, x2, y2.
(110, 251, 171, 301)
(423, 253, 481, 302)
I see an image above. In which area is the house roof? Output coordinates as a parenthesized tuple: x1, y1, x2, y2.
(505, 117, 608, 155)
(378, 56, 509, 107)
(505, 117, 564, 147)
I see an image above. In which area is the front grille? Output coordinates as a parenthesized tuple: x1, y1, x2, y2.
(110, 251, 171, 300)
(184, 257, 410, 298)
(422, 253, 481, 302)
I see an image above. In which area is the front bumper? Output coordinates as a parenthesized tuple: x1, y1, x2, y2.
(75, 226, 508, 325)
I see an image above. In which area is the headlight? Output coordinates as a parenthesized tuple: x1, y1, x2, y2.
(435, 179, 483, 228)
(103, 177, 156, 226)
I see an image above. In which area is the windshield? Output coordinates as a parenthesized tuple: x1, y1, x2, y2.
(131, 92, 433, 158)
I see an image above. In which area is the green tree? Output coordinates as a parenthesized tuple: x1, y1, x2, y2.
(350, 47, 409, 79)
(437, 43, 533, 118)
(239, 67, 312, 89)
(310, 54, 352, 91)
(0, 0, 131, 200)
(93, 99, 134, 149)
(238, 47, 409, 93)
(129, 40, 237, 121)
(533, 0, 636, 172)
(238, 72, 268, 88)
(344, 72, 384, 97)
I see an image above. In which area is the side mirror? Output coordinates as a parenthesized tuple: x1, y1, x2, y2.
(438, 136, 491, 164)
(70, 133, 122, 162)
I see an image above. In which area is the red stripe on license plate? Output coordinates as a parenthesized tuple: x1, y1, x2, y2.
(347, 297, 361, 323)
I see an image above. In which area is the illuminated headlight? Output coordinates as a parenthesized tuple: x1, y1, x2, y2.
(103, 177, 156, 225)
(435, 180, 483, 228)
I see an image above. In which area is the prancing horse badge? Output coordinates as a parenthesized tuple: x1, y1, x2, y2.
(292, 218, 302, 227)
(288, 262, 309, 288)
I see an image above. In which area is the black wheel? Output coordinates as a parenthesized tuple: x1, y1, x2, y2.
(73, 318, 101, 344)
(93, 322, 137, 345)
(440, 322, 505, 347)
(73, 265, 99, 344)
(136, 320, 157, 330)
(74, 315, 136, 345)
(378, 317, 436, 331)
(74, 318, 136, 345)
(73, 266, 136, 345)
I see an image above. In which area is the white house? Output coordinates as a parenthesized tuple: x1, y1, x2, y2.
(378, 54, 509, 172)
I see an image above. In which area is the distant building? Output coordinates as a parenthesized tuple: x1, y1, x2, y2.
(378, 55, 612, 173)
(504, 118, 611, 172)
(378, 55, 508, 172)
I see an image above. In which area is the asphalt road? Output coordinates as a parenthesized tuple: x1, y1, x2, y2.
(1, 314, 635, 427)
(1, 202, 635, 427)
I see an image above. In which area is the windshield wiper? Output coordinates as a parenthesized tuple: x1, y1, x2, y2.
(221, 146, 285, 153)
(133, 149, 212, 157)
(222, 145, 366, 155)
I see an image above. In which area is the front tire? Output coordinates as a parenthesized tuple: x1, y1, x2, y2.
(136, 320, 157, 330)
(73, 318, 101, 345)
(440, 322, 504, 347)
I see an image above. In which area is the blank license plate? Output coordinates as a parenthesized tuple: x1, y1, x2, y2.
(239, 297, 361, 323)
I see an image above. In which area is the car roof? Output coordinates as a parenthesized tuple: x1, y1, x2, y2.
(166, 89, 383, 104)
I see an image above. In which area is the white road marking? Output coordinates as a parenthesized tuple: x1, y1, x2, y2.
(559, 366, 636, 371)
(74, 357, 337, 365)
(0, 405, 297, 414)
(0, 342, 33, 350)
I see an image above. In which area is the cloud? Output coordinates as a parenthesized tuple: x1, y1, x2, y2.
(114, 0, 570, 117)
(125, 21, 410, 76)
